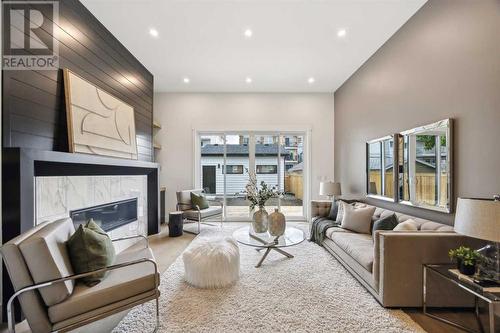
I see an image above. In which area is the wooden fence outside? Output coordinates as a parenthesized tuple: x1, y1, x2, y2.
(284, 174, 303, 200)
(370, 171, 448, 206)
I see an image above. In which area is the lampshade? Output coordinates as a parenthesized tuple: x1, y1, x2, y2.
(319, 182, 341, 196)
(454, 198, 500, 243)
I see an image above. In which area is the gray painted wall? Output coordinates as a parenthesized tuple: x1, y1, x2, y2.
(334, 0, 500, 225)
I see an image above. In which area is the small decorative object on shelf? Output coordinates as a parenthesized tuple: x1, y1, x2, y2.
(243, 169, 283, 234)
(449, 246, 481, 276)
(268, 209, 286, 236)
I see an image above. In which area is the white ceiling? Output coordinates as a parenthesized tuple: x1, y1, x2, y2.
(81, 0, 426, 93)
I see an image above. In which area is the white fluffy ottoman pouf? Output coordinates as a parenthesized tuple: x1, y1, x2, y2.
(183, 236, 240, 288)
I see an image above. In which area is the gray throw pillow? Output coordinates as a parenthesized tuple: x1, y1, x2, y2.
(372, 214, 399, 239)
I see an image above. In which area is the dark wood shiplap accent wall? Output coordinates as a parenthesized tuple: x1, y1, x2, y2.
(2, 0, 154, 161)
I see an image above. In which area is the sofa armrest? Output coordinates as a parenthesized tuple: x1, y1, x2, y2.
(374, 231, 484, 307)
(310, 200, 332, 219)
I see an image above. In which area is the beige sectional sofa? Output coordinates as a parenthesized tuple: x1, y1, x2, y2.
(311, 200, 483, 307)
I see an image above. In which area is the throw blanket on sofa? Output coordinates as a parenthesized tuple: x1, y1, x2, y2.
(309, 217, 338, 244)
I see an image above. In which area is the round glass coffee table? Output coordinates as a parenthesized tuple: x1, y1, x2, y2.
(233, 226, 305, 268)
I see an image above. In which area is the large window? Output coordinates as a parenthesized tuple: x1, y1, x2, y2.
(197, 132, 307, 220)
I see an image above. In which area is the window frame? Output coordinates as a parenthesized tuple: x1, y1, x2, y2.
(223, 164, 244, 175)
(256, 164, 278, 174)
(366, 135, 398, 202)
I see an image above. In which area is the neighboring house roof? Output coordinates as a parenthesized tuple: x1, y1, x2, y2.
(201, 144, 289, 156)
(369, 158, 394, 171)
(287, 162, 303, 173)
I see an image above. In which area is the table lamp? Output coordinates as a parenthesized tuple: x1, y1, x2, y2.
(454, 197, 500, 283)
(319, 182, 341, 200)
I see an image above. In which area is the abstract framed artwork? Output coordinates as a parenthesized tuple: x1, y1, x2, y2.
(63, 68, 138, 159)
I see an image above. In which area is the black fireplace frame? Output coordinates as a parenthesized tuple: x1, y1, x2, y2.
(2, 147, 160, 317)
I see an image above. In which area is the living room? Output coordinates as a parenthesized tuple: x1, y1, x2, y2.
(0, 0, 499, 332)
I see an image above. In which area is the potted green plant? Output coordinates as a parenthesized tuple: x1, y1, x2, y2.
(448, 246, 481, 276)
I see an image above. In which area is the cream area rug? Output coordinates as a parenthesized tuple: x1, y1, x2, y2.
(112, 224, 425, 333)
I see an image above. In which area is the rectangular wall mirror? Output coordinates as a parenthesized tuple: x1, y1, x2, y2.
(366, 135, 397, 201)
(398, 119, 453, 213)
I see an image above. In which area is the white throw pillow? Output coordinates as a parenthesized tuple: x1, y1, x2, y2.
(393, 219, 419, 231)
(340, 203, 376, 234)
(335, 201, 356, 223)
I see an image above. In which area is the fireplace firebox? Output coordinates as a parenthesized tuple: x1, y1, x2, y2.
(70, 198, 138, 232)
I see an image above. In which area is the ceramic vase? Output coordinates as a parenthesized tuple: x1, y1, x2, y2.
(252, 208, 268, 233)
(268, 208, 286, 236)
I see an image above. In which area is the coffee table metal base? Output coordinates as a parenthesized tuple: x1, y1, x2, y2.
(250, 233, 294, 268)
(255, 247, 294, 268)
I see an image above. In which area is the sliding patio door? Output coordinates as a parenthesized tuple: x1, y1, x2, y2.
(197, 131, 307, 221)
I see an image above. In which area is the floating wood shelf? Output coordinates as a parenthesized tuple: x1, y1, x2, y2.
(153, 120, 162, 129)
(153, 142, 162, 150)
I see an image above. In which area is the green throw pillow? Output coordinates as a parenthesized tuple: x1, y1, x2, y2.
(371, 213, 398, 239)
(66, 219, 116, 286)
(191, 192, 209, 210)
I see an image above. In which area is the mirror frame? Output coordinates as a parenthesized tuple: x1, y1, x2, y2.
(366, 134, 398, 202)
(398, 118, 453, 213)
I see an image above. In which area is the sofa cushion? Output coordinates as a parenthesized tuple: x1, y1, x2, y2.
(19, 218, 76, 306)
(184, 206, 222, 220)
(394, 220, 419, 231)
(341, 204, 376, 234)
(48, 247, 158, 323)
(66, 219, 116, 286)
(325, 226, 352, 240)
(372, 213, 398, 237)
(330, 233, 374, 272)
(420, 221, 454, 232)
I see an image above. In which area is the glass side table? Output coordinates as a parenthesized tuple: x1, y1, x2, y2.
(423, 264, 500, 333)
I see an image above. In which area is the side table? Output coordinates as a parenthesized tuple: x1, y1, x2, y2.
(423, 264, 499, 333)
(168, 211, 184, 237)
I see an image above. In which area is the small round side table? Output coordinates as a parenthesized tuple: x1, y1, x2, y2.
(168, 211, 184, 237)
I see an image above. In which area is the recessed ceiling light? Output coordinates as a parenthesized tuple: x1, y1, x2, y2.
(308, 77, 315, 84)
(245, 77, 252, 84)
(149, 28, 159, 37)
(183, 77, 190, 84)
(337, 28, 347, 38)
(244, 28, 253, 38)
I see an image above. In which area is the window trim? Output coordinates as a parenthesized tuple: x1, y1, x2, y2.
(256, 164, 278, 174)
(223, 164, 244, 174)
(366, 135, 397, 202)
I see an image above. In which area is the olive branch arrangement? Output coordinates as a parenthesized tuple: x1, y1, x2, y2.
(243, 169, 283, 210)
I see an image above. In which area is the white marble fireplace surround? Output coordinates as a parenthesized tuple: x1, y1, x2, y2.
(35, 175, 147, 253)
